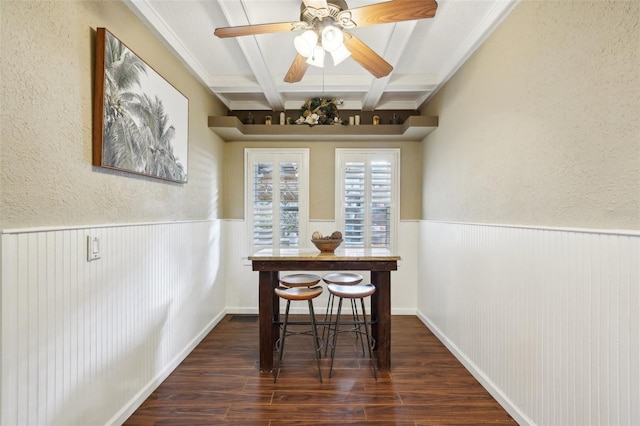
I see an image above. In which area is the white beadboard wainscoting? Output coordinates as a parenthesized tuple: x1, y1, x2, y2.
(417, 221, 639, 426)
(223, 219, 420, 315)
(1, 220, 227, 426)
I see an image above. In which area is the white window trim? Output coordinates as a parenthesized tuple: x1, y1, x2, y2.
(335, 148, 400, 252)
(245, 148, 310, 254)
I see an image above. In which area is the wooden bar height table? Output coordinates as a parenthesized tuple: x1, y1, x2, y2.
(248, 248, 400, 373)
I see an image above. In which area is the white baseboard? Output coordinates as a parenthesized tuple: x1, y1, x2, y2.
(416, 309, 534, 426)
(107, 310, 227, 425)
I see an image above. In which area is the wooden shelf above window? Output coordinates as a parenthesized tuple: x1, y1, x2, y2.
(208, 115, 438, 142)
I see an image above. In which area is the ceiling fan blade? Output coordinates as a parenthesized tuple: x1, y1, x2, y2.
(341, 0, 438, 28)
(284, 54, 310, 83)
(214, 22, 301, 38)
(343, 33, 393, 78)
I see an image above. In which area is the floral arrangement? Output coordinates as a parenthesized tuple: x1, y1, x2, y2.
(296, 97, 344, 126)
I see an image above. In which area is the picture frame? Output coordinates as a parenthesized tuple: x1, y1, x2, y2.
(93, 27, 189, 183)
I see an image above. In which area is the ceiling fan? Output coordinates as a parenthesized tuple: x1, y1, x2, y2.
(214, 0, 438, 83)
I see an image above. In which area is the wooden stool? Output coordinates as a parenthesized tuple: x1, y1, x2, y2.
(321, 272, 364, 356)
(274, 274, 323, 383)
(327, 283, 377, 380)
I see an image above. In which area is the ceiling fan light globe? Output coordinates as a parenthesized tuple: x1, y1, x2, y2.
(330, 44, 351, 65)
(321, 26, 343, 52)
(294, 30, 318, 57)
(306, 45, 325, 68)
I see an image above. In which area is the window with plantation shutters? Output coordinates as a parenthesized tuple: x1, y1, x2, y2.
(336, 149, 399, 250)
(246, 149, 309, 253)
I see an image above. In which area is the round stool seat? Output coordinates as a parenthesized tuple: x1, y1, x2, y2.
(275, 285, 323, 301)
(322, 272, 363, 285)
(328, 283, 375, 299)
(280, 273, 321, 287)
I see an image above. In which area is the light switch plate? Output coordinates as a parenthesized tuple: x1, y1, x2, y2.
(87, 235, 100, 261)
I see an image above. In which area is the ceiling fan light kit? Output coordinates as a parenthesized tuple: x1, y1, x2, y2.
(214, 0, 438, 83)
(294, 22, 349, 68)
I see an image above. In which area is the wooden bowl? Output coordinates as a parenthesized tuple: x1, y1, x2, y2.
(311, 239, 343, 253)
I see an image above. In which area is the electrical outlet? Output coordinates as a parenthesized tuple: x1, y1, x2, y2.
(87, 235, 100, 261)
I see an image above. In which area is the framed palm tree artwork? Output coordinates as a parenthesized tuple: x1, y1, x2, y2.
(93, 28, 188, 183)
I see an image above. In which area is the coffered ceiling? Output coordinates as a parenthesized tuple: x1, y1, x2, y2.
(124, 0, 519, 112)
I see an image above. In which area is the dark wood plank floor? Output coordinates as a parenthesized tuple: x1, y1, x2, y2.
(125, 315, 517, 425)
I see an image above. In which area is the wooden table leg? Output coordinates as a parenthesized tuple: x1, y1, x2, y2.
(259, 270, 279, 372)
(370, 270, 391, 371)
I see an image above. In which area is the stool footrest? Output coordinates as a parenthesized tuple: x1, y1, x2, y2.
(274, 319, 377, 327)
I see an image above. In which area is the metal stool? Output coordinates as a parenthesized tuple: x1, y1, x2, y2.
(321, 272, 364, 356)
(274, 274, 323, 383)
(327, 283, 377, 380)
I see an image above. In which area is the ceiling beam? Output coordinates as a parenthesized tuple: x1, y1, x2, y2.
(361, 20, 418, 111)
(216, 0, 285, 111)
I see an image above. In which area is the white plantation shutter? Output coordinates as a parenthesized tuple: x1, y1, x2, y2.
(344, 162, 366, 247)
(246, 149, 309, 253)
(252, 162, 274, 247)
(337, 149, 399, 250)
(370, 161, 392, 247)
(278, 161, 300, 247)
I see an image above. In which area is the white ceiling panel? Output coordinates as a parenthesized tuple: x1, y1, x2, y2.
(125, 0, 520, 111)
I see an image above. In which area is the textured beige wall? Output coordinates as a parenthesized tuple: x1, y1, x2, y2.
(422, 0, 640, 230)
(223, 141, 422, 220)
(1, 1, 226, 229)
